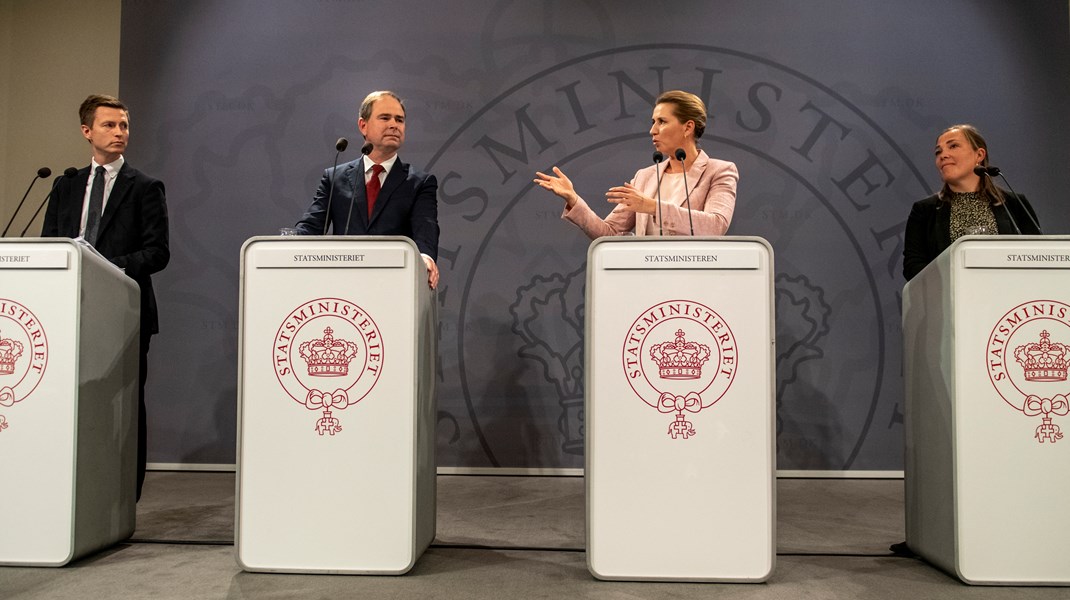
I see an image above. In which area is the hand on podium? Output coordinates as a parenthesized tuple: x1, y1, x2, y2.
(422, 254, 439, 290)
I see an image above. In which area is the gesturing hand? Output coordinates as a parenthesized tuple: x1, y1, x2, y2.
(606, 182, 656, 215)
(534, 167, 579, 208)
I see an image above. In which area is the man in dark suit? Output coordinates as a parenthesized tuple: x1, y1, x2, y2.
(42, 94, 170, 501)
(295, 90, 439, 289)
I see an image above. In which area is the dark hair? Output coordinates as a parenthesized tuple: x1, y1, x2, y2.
(654, 90, 708, 139)
(359, 91, 405, 121)
(79, 94, 128, 127)
(937, 124, 1006, 206)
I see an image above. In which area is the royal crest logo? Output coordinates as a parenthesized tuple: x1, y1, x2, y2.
(987, 301, 1070, 443)
(622, 300, 737, 439)
(300, 327, 358, 377)
(273, 298, 384, 436)
(0, 330, 23, 375)
(0, 299, 49, 432)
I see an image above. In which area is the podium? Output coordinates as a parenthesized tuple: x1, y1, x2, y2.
(236, 236, 436, 574)
(903, 235, 1070, 585)
(0, 238, 140, 566)
(584, 237, 775, 582)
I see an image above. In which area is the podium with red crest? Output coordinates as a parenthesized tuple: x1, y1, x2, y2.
(903, 235, 1070, 585)
(0, 238, 140, 566)
(584, 236, 775, 582)
(236, 236, 436, 574)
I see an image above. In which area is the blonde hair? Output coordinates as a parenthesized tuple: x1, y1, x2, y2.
(655, 90, 708, 139)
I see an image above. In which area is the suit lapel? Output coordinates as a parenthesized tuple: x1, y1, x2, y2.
(680, 153, 709, 208)
(368, 161, 407, 227)
(62, 169, 91, 237)
(96, 164, 134, 241)
(347, 161, 369, 232)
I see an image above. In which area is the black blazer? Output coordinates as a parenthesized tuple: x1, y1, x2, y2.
(903, 190, 1041, 281)
(42, 163, 170, 335)
(294, 157, 439, 260)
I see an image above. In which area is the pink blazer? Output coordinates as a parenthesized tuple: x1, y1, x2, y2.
(562, 150, 738, 238)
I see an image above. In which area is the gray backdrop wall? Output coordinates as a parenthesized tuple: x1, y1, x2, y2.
(118, 0, 1070, 470)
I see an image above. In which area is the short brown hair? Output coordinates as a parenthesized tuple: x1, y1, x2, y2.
(655, 90, 708, 139)
(359, 91, 405, 121)
(79, 94, 128, 127)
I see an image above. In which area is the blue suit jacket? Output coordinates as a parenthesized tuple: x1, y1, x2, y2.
(42, 163, 170, 336)
(295, 156, 439, 260)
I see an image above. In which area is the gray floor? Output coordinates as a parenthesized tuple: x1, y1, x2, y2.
(1, 473, 1066, 598)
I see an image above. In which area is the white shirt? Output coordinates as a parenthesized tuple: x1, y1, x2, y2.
(363, 153, 397, 185)
(80, 155, 124, 237)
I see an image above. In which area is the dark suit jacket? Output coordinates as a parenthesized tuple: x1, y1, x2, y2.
(42, 163, 170, 336)
(295, 157, 439, 260)
(903, 190, 1041, 281)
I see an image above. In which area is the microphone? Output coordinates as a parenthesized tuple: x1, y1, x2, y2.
(653, 152, 665, 236)
(974, 165, 1042, 234)
(3, 167, 52, 237)
(320, 137, 349, 235)
(344, 141, 378, 234)
(674, 148, 695, 236)
(20, 168, 77, 237)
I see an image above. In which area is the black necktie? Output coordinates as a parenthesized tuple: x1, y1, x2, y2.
(85, 166, 106, 245)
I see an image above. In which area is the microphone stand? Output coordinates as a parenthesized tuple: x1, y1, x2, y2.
(20, 168, 76, 236)
(675, 148, 694, 236)
(3, 168, 50, 237)
(344, 141, 375, 235)
(321, 137, 349, 235)
(653, 152, 665, 235)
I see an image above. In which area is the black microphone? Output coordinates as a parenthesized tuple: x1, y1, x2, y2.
(652, 152, 665, 236)
(674, 148, 695, 236)
(974, 165, 1042, 234)
(320, 137, 349, 235)
(20, 168, 77, 237)
(3, 167, 52, 237)
(343, 142, 376, 235)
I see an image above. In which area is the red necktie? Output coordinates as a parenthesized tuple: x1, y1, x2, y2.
(366, 164, 385, 219)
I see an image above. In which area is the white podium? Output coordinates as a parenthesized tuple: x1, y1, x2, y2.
(903, 235, 1070, 585)
(585, 237, 775, 582)
(0, 238, 140, 566)
(236, 236, 436, 574)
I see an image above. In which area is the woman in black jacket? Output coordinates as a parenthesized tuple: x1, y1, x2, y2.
(903, 124, 1041, 281)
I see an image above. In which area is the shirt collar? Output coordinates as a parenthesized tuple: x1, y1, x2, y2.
(91, 155, 125, 177)
(364, 153, 398, 175)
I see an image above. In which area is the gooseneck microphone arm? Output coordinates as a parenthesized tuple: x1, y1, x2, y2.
(3, 167, 51, 237)
(320, 137, 349, 235)
(674, 148, 695, 236)
(652, 152, 665, 236)
(974, 165, 1041, 235)
(343, 141, 375, 235)
(20, 168, 77, 236)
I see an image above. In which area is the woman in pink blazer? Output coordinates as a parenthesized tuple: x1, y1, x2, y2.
(534, 90, 738, 237)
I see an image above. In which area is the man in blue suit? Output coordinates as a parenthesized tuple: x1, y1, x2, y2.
(42, 94, 170, 502)
(295, 90, 440, 289)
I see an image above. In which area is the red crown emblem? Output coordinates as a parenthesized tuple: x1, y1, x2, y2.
(649, 329, 711, 379)
(299, 327, 358, 377)
(1014, 330, 1069, 382)
(0, 330, 24, 376)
